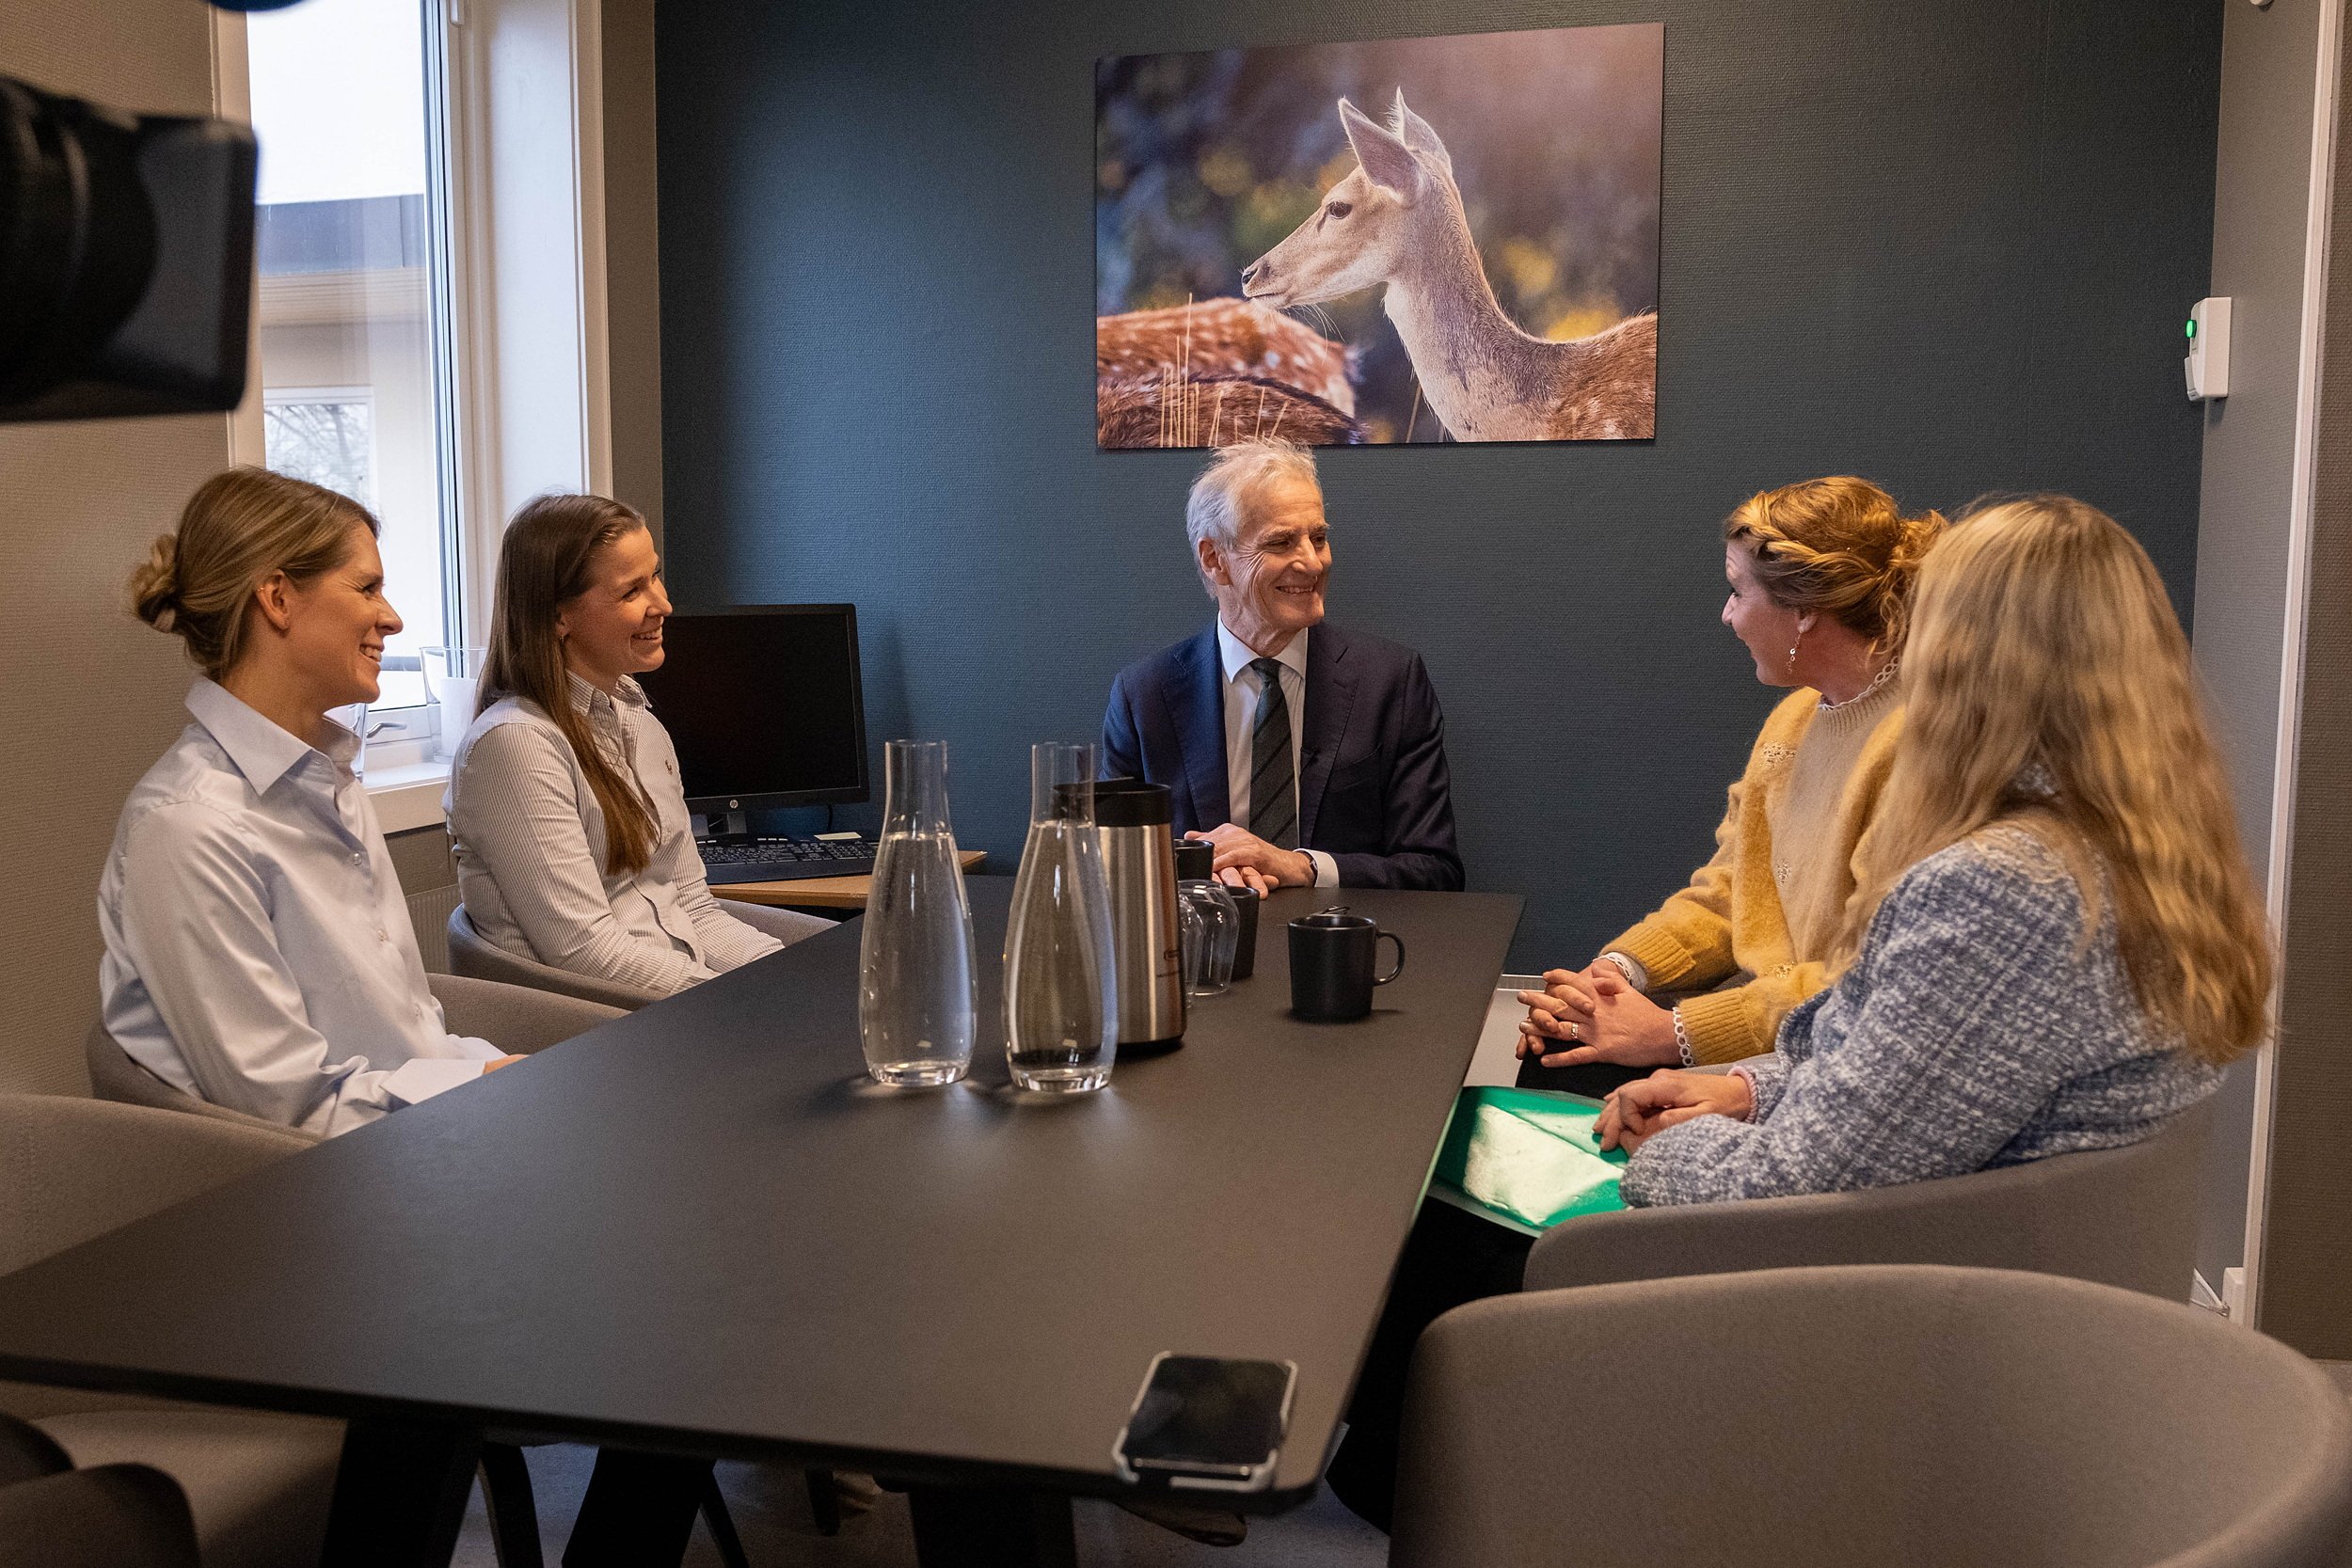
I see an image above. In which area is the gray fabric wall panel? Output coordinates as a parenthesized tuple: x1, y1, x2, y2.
(652, 0, 2221, 970)
(2261, 9, 2352, 1357)
(2190, 0, 2328, 1307)
(0, 0, 230, 1094)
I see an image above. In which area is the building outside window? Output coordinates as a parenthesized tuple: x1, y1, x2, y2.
(246, 0, 460, 736)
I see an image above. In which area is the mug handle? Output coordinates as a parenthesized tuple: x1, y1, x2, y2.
(1374, 930, 1406, 986)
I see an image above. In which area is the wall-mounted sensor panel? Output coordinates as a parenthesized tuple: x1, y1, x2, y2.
(2186, 296, 2232, 402)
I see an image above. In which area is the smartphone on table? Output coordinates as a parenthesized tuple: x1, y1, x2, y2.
(1112, 1353, 1299, 1493)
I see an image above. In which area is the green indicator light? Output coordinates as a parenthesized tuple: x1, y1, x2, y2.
(2186, 319, 2197, 340)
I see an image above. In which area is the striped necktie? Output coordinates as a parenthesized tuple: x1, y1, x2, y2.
(1247, 657, 1297, 850)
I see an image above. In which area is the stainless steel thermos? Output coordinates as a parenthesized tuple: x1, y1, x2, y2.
(1092, 779, 1184, 1049)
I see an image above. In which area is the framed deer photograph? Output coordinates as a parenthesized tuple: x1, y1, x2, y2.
(1095, 23, 1662, 448)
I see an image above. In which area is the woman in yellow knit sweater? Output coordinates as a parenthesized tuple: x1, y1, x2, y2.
(1518, 476, 1946, 1099)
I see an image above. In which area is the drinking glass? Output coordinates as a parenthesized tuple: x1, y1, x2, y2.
(1003, 743, 1117, 1092)
(857, 740, 977, 1085)
(421, 645, 487, 760)
(1178, 877, 1240, 996)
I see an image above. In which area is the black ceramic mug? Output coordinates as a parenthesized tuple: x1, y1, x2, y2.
(1288, 910, 1406, 1022)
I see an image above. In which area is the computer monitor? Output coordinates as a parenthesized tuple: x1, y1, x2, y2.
(633, 605, 869, 816)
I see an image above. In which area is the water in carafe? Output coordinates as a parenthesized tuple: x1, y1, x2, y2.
(1003, 743, 1117, 1092)
(858, 740, 977, 1085)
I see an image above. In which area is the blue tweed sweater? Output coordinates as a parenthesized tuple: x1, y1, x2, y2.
(1621, 825, 2220, 1207)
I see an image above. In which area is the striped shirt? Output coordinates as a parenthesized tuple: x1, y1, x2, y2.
(447, 674, 782, 997)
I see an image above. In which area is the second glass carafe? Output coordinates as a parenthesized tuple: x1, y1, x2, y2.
(1003, 743, 1118, 1092)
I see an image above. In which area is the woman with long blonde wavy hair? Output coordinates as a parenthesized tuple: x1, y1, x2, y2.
(1600, 495, 2267, 1201)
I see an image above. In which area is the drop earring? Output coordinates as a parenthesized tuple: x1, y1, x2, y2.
(1786, 628, 1801, 675)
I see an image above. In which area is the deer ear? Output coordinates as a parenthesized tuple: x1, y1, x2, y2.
(1390, 90, 1454, 180)
(1339, 97, 1422, 203)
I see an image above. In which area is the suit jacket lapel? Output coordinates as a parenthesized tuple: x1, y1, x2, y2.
(1172, 626, 1229, 830)
(1298, 626, 1357, 849)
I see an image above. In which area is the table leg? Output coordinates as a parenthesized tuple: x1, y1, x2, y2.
(907, 1484, 1076, 1568)
(319, 1417, 483, 1568)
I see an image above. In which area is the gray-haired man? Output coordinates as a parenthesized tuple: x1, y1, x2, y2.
(1100, 438, 1463, 894)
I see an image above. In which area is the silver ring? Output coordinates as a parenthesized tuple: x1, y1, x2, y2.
(1567, 1022, 1580, 1041)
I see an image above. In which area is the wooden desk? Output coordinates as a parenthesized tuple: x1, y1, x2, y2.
(713, 849, 987, 910)
(0, 882, 1520, 1568)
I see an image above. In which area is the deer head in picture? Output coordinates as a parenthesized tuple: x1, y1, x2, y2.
(1241, 93, 1455, 313)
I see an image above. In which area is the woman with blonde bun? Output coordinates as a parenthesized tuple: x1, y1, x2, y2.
(1519, 476, 1947, 1096)
(99, 467, 518, 1137)
(1604, 495, 2265, 1197)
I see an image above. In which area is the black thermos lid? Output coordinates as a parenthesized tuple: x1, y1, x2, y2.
(1091, 777, 1173, 828)
(1172, 838, 1214, 879)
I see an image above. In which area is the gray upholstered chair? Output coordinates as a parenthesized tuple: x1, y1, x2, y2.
(0, 1096, 338, 1568)
(1392, 1264, 2352, 1568)
(1524, 1098, 2212, 1299)
(86, 974, 625, 1138)
(448, 900, 831, 1011)
(0, 1433, 201, 1568)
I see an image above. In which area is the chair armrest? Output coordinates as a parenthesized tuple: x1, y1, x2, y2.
(0, 1096, 310, 1277)
(722, 901, 835, 945)
(1523, 1108, 2207, 1299)
(0, 1413, 71, 1489)
(84, 1026, 318, 1143)
(0, 1464, 200, 1568)
(428, 974, 624, 1055)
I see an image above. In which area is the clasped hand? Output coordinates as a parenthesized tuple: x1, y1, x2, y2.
(1515, 963, 1679, 1069)
(1186, 824, 1309, 897)
(1595, 1069, 1756, 1153)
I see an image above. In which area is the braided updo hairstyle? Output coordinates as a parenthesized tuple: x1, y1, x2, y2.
(1723, 476, 1947, 655)
(131, 467, 380, 679)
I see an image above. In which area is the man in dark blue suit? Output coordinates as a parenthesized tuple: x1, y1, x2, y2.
(1101, 439, 1463, 894)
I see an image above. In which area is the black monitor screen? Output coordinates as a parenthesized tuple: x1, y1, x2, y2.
(633, 606, 868, 811)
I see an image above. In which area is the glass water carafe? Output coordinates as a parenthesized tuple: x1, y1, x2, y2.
(1003, 743, 1117, 1092)
(858, 740, 977, 1085)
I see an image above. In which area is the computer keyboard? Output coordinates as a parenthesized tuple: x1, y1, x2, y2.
(699, 836, 880, 884)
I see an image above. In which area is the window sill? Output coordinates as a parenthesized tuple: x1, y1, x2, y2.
(364, 758, 452, 834)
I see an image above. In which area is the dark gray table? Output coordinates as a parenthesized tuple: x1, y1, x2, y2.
(0, 882, 1519, 1566)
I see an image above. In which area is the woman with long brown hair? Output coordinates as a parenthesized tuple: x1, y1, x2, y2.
(447, 493, 821, 996)
(100, 467, 516, 1136)
(1518, 476, 1947, 1095)
(1601, 495, 2267, 1196)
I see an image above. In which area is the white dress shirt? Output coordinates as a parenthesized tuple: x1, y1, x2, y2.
(447, 674, 784, 997)
(98, 679, 501, 1138)
(1214, 620, 1340, 889)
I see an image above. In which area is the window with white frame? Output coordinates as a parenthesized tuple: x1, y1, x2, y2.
(222, 0, 612, 798)
(246, 0, 460, 741)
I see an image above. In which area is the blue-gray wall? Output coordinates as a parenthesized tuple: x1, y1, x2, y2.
(654, 0, 2220, 970)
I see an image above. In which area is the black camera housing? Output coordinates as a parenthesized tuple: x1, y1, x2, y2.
(0, 76, 259, 422)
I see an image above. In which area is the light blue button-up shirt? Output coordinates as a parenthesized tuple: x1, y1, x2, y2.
(99, 679, 501, 1137)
